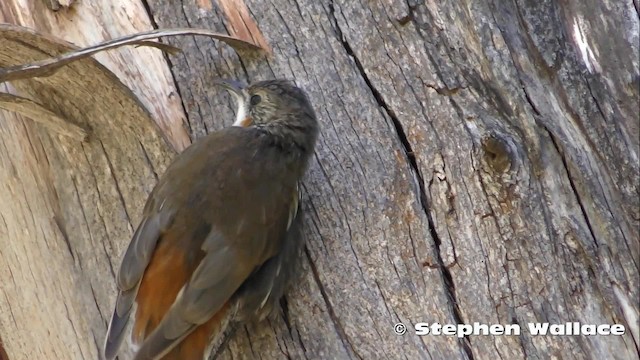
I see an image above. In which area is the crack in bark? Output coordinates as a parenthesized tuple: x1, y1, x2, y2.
(313, 149, 369, 286)
(17, 179, 39, 249)
(326, 2, 474, 359)
(280, 296, 293, 337)
(98, 141, 133, 230)
(79, 142, 120, 279)
(2, 292, 17, 327)
(276, 296, 309, 360)
(584, 81, 637, 267)
(140, 0, 160, 29)
(364, 308, 391, 359)
(0, 213, 7, 234)
(243, 325, 260, 359)
(272, 2, 310, 81)
(89, 283, 105, 321)
(53, 214, 74, 262)
(268, 318, 293, 360)
(304, 247, 361, 360)
(407, 222, 429, 291)
(542, 127, 599, 248)
(397, 0, 418, 26)
(141, 0, 193, 150)
(149, 0, 200, 140)
(300, 183, 330, 255)
(90, 331, 100, 359)
(62, 302, 86, 360)
(70, 168, 116, 277)
(138, 140, 159, 181)
(271, 296, 306, 359)
(70, 176, 90, 272)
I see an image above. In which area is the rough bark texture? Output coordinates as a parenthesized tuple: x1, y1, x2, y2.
(0, 1, 638, 360)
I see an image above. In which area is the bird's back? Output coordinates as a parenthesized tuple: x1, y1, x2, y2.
(106, 126, 304, 360)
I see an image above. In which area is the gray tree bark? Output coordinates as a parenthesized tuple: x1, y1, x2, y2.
(0, 0, 638, 360)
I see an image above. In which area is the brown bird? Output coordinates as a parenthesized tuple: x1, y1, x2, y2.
(103, 79, 319, 360)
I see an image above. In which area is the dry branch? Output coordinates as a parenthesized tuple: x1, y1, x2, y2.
(0, 27, 266, 82)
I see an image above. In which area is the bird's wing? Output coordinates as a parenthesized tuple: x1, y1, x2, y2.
(129, 229, 251, 360)
(116, 128, 301, 360)
(103, 129, 235, 360)
(234, 186, 303, 322)
(103, 200, 176, 360)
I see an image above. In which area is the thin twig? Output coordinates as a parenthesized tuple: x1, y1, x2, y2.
(0, 27, 266, 82)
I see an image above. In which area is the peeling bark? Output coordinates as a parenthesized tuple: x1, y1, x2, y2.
(0, 0, 638, 359)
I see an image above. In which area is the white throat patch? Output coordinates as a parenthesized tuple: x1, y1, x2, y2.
(232, 89, 250, 127)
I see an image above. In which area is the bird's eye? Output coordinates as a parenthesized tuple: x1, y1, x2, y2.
(250, 94, 262, 106)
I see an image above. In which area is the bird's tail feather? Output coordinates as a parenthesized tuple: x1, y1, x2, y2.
(104, 285, 139, 360)
(133, 301, 236, 360)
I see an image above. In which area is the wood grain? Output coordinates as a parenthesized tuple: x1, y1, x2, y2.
(0, 0, 637, 359)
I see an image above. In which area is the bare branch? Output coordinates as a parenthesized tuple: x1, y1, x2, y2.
(0, 27, 267, 82)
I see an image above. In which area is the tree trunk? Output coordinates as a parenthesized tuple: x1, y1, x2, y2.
(0, 1, 637, 359)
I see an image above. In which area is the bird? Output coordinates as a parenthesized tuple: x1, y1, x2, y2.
(103, 79, 319, 360)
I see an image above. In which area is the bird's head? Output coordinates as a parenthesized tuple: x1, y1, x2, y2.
(216, 79, 319, 153)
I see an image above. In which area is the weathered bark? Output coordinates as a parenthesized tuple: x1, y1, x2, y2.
(0, 1, 638, 360)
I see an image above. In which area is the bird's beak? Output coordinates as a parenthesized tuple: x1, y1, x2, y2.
(214, 79, 253, 127)
(214, 79, 244, 95)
